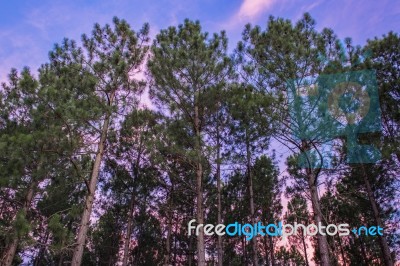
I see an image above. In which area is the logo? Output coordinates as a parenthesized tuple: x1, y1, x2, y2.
(188, 220, 384, 240)
(287, 69, 381, 168)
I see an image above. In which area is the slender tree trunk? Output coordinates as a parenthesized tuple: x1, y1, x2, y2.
(2, 179, 37, 266)
(122, 147, 143, 266)
(188, 235, 193, 266)
(242, 236, 246, 265)
(34, 231, 50, 266)
(122, 192, 135, 266)
(71, 94, 114, 266)
(0, 189, 10, 218)
(358, 236, 369, 265)
(164, 211, 172, 266)
(164, 192, 173, 266)
(216, 117, 223, 266)
(336, 234, 346, 266)
(308, 179, 330, 266)
(194, 94, 206, 266)
(245, 128, 258, 266)
(263, 236, 269, 265)
(360, 165, 393, 266)
(2, 236, 18, 266)
(196, 154, 205, 265)
(301, 232, 310, 266)
(269, 236, 275, 266)
(58, 253, 64, 266)
(174, 216, 178, 265)
(301, 140, 330, 266)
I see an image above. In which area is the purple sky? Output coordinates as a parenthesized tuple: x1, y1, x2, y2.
(0, 0, 399, 81)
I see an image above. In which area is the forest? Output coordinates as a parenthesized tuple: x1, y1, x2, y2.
(0, 13, 399, 266)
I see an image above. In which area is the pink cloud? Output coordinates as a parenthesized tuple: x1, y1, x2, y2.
(237, 0, 276, 19)
(221, 0, 278, 30)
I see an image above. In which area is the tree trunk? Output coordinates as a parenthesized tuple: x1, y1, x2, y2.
(245, 128, 258, 266)
(216, 116, 223, 266)
(174, 218, 178, 265)
(242, 236, 246, 265)
(301, 232, 309, 266)
(194, 96, 205, 266)
(188, 235, 193, 266)
(196, 153, 205, 266)
(164, 193, 173, 266)
(301, 140, 330, 266)
(360, 165, 393, 266)
(164, 212, 172, 266)
(358, 236, 369, 265)
(2, 179, 37, 266)
(0, 189, 10, 218)
(34, 231, 50, 266)
(308, 179, 330, 266)
(269, 236, 275, 266)
(2, 237, 18, 266)
(122, 192, 135, 266)
(71, 94, 114, 266)
(336, 234, 346, 266)
(263, 236, 269, 265)
(58, 253, 64, 266)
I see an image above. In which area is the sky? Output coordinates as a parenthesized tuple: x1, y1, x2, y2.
(0, 0, 399, 82)
(0, 0, 398, 169)
(2, 2, 398, 263)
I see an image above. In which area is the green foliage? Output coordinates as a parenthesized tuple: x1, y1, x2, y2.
(48, 214, 68, 248)
(14, 210, 30, 237)
(0, 14, 398, 266)
(275, 245, 306, 265)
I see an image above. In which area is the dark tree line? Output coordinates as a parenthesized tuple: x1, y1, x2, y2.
(0, 14, 399, 266)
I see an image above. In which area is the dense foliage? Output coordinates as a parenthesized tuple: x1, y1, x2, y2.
(0, 14, 398, 266)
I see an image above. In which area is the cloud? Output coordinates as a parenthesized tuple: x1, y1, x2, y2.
(293, 0, 322, 21)
(237, 0, 276, 20)
(301, 0, 322, 14)
(221, 0, 277, 30)
(0, 28, 44, 82)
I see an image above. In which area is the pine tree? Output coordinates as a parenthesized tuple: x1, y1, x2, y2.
(241, 14, 333, 265)
(0, 68, 80, 265)
(252, 155, 282, 265)
(148, 19, 231, 265)
(117, 109, 161, 266)
(40, 17, 150, 265)
(285, 194, 312, 266)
